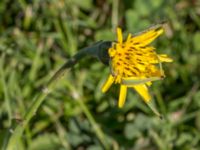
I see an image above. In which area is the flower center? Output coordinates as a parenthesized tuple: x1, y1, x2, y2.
(108, 41, 164, 84)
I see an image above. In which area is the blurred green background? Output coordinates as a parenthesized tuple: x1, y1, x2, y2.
(1, 0, 200, 149)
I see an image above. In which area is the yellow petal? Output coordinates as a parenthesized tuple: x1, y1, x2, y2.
(131, 25, 164, 46)
(132, 84, 151, 103)
(146, 82, 152, 86)
(126, 33, 132, 41)
(101, 75, 114, 93)
(117, 27, 123, 44)
(158, 54, 173, 62)
(118, 85, 127, 108)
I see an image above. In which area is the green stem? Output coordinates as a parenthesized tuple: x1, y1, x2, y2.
(0, 54, 12, 126)
(112, 0, 119, 30)
(77, 98, 109, 149)
(6, 41, 111, 150)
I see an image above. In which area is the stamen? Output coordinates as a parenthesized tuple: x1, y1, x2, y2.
(125, 67, 130, 70)
(138, 62, 145, 65)
(130, 70, 137, 75)
(140, 46, 146, 49)
(135, 53, 142, 56)
(133, 42, 140, 45)
(125, 57, 130, 60)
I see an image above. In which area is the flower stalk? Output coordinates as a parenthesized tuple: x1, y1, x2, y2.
(6, 41, 111, 150)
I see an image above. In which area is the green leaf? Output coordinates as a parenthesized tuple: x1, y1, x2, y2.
(134, 0, 162, 16)
(73, 0, 93, 10)
(29, 134, 61, 150)
(125, 10, 150, 33)
(88, 145, 103, 150)
(124, 123, 141, 139)
(193, 32, 200, 51)
(95, 29, 115, 41)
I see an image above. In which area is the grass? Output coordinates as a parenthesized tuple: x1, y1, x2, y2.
(1, 0, 200, 149)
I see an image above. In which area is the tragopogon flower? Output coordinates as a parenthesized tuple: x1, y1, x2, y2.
(102, 24, 173, 109)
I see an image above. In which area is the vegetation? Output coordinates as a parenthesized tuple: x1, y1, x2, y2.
(0, 0, 200, 149)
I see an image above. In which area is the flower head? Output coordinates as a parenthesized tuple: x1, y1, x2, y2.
(102, 24, 173, 108)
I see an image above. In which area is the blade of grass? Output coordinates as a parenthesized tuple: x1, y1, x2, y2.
(76, 97, 109, 149)
(112, 0, 119, 31)
(43, 106, 72, 150)
(29, 42, 44, 81)
(0, 54, 12, 126)
(5, 42, 110, 150)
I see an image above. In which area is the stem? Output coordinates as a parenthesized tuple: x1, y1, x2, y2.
(6, 41, 111, 150)
(0, 54, 12, 126)
(112, 0, 119, 31)
(77, 98, 109, 149)
(6, 85, 52, 150)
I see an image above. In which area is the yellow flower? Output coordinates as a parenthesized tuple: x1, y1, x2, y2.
(102, 25, 173, 108)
